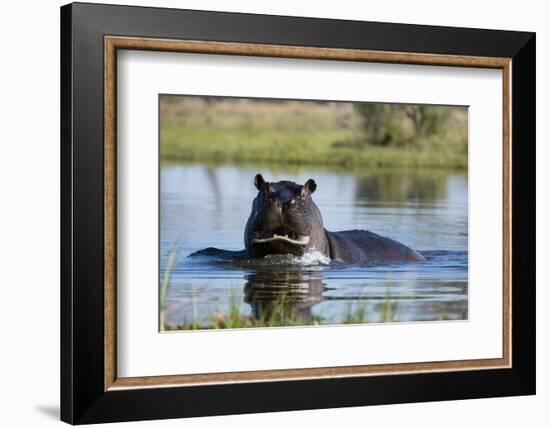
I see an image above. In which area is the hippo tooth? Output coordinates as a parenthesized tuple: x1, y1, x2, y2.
(252, 234, 310, 245)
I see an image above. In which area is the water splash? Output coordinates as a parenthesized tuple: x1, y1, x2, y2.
(263, 250, 331, 266)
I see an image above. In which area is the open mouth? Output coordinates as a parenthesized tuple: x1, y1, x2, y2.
(253, 230, 310, 246)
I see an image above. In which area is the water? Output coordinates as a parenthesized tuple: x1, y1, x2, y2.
(161, 164, 468, 329)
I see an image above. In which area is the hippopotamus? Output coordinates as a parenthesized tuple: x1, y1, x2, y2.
(192, 174, 424, 264)
(244, 174, 423, 263)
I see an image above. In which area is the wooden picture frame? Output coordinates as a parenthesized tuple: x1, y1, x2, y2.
(61, 2, 535, 424)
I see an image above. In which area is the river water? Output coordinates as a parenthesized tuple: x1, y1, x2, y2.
(161, 163, 468, 329)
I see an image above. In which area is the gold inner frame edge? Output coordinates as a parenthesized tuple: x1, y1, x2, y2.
(103, 36, 512, 391)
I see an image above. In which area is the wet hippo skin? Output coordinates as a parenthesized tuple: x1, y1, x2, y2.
(192, 174, 424, 264)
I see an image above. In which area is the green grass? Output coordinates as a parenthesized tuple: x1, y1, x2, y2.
(163, 306, 324, 331)
(163, 291, 325, 331)
(159, 97, 468, 169)
(164, 296, 398, 330)
(163, 290, 399, 331)
(343, 289, 396, 325)
(159, 251, 176, 330)
(160, 125, 467, 169)
(343, 301, 370, 324)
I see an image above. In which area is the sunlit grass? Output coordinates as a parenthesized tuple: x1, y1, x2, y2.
(160, 125, 467, 169)
(159, 97, 467, 169)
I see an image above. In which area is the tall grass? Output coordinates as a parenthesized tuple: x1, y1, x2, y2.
(159, 251, 176, 330)
(343, 294, 396, 324)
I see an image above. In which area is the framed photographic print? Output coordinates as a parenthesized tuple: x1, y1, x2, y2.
(60, 2, 536, 424)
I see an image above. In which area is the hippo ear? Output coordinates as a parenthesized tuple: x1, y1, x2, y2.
(254, 173, 266, 190)
(303, 178, 317, 194)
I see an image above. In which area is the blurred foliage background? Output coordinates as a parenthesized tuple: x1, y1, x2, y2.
(160, 96, 467, 168)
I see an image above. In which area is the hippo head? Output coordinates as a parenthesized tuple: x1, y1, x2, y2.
(244, 174, 329, 257)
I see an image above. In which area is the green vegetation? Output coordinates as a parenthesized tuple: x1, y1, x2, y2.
(163, 305, 324, 330)
(159, 250, 176, 329)
(160, 97, 468, 169)
(163, 285, 325, 330)
(160, 255, 402, 330)
(160, 249, 403, 331)
(163, 295, 399, 330)
(343, 287, 396, 324)
(343, 300, 370, 324)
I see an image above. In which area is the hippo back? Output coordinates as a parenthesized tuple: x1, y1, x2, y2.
(325, 229, 424, 264)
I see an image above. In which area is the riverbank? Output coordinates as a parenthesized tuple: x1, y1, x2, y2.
(160, 96, 468, 169)
(160, 126, 467, 169)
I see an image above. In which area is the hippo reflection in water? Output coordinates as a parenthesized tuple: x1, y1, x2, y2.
(244, 270, 326, 325)
(192, 174, 423, 264)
